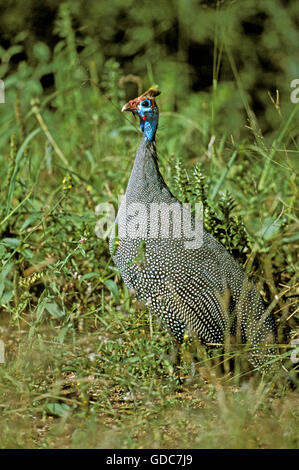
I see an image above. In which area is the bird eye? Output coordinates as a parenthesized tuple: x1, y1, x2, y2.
(141, 99, 150, 107)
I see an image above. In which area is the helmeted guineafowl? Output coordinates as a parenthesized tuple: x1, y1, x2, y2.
(109, 88, 276, 370)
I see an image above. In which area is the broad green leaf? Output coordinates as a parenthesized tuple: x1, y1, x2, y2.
(45, 302, 65, 318)
(20, 212, 42, 232)
(104, 279, 120, 300)
(46, 403, 70, 417)
(79, 272, 100, 283)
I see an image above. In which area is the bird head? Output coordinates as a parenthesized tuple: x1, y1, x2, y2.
(121, 88, 161, 142)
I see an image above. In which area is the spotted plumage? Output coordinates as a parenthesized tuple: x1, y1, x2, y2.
(110, 88, 276, 369)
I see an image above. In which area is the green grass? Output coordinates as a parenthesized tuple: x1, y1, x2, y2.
(0, 0, 298, 449)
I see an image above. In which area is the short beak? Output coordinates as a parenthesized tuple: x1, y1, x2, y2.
(121, 100, 137, 112)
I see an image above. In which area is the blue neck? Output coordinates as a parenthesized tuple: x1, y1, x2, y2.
(138, 108, 159, 142)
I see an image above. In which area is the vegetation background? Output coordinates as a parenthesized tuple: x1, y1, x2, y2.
(0, 0, 298, 448)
